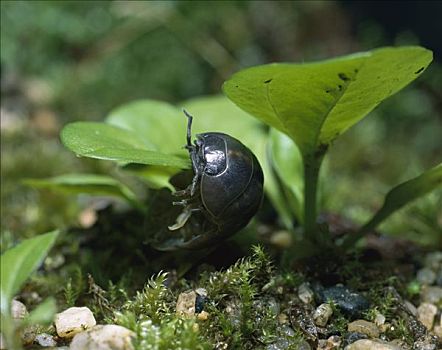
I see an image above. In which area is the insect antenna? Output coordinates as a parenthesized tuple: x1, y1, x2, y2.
(183, 109, 193, 147)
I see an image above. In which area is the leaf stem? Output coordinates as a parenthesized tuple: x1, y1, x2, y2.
(341, 215, 380, 251)
(303, 155, 323, 244)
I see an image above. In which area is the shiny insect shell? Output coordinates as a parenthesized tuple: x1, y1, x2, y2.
(165, 112, 264, 250)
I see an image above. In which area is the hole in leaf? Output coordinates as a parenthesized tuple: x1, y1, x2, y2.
(338, 73, 350, 81)
(264, 79, 273, 84)
(414, 67, 425, 74)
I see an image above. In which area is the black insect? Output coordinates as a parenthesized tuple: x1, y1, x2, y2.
(158, 110, 264, 250)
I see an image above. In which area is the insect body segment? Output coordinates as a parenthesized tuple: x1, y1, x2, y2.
(161, 110, 264, 250)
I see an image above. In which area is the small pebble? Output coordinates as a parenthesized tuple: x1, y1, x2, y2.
(35, 333, 57, 347)
(54, 306, 96, 338)
(317, 285, 370, 318)
(10, 299, 37, 345)
(277, 313, 289, 324)
(421, 286, 442, 304)
(317, 339, 328, 349)
(70, 325, 135, 350)
(343, 332, 368, 346)
(317, 335, 341, 349)
(425, 252, 442, 270)
(294, 340, 311, 350)
(388, 339, 409, 348)
(290, 305, 317, 342)
(374, 312, 386, 327)
(347, 320, 380, 338)
(21, 325, 38, 345)
(413, 335, 438, 350)
(176, 290, 197, 317)
(266, 339, 289, 350)
(313, 303, 333, 327)
(298, 283, 314, 304)
(11, 299, 28, 319)
(404, 300, 418, 316)
(254, 297, 280, 316)
(417, 268, 437, 285)
(417, 303, 437, 330)
(197, 310, 209, 321)
(433, 324, 442, 338)
(280, 325, 295, 337)
(195, 288, 207, 297)
(270, 230, 293, 248)
(344, 339, 401, 350)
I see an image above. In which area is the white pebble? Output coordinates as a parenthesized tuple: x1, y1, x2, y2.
(298, 283, 314, 304)
(35, 333, 57, 347)
(11, 299, 28, 319)
(374, 312, 386, 326)
(416, 268, 436, 285)
(176, 290, 197, 317)
(417, 302, 437, 330)
(313, 303, 333, 327)
(54, 306, 96, 338)
(345, 339, 401, 349)
(70, 325, 135, 350)
(10, 300, 36, 345)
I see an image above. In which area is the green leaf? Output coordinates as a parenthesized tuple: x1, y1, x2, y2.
(223, 46, 433, 158)
(122, 164, 178, 191)
(270, 129, 304, 222)
(61, 121, 190, 169)
(25, 297, 57, 325)
(106, 100, 187, 155)
(1, 231, 59, 316)
(343, 163, 442, 248)
(24, 174, 144, 210)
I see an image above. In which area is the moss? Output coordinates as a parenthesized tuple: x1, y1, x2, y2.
(196, 246, 306, 349)
(119, 272, 170, 324)
(386, 317, 414, 345)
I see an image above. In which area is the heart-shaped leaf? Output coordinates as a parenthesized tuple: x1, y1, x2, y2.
(1, 231, 59, 316)
(106, 100, 187, 155)
(24, 174, 144, 210)
(223, 46, 433, 159)
(61, 121, 190, 169)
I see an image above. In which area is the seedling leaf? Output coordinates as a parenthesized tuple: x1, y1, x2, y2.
(1, 231, 59, 316)
(61, 121, 190, 169)
(24, 174, 144, 210)
(223, 46, 433, 159)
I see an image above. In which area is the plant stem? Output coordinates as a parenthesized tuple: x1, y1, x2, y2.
(303, 155, 323, 244)
(341, 212, 385, 251)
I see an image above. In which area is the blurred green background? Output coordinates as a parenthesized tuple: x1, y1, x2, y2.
(1, 1, 441, 248)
